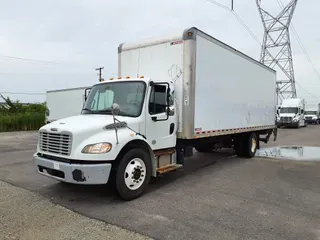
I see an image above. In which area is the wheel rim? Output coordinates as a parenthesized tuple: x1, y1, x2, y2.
(251, 137, 257, 153)
(124, 158, 146, 190)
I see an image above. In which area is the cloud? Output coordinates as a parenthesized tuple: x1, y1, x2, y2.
(0, 0, 319, 104)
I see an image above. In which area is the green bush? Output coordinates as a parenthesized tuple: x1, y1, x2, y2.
(0, 113, 45, 132)
(0, 94, 47, 132)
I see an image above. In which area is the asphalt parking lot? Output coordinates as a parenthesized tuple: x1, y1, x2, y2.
(1, 126, 320, 240)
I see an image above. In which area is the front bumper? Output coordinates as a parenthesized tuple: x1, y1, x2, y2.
(278, 121, 299, 127)
(305, 119, 317, 124)
(33, 154, 112, 184)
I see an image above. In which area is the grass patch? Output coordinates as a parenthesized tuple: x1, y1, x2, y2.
(0, 113, 45, 132)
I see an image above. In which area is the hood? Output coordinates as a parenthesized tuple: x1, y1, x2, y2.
(40, 114, 140, 134)
(305, 114, 317, 117)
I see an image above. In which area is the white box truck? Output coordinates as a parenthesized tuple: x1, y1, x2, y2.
(304, 103, 320, 124)
(278, 98, 306, 128)
(33, 27, 277, 200)
(46, 86, 90, 123)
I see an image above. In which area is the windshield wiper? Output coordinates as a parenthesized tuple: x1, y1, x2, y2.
(96, 108, 127, 116)
(82, 108, 93, 112)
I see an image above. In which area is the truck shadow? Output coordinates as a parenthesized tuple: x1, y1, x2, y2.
(43, 149, 237, 204)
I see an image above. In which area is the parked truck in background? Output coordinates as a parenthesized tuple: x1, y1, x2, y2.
(46, 86, 90, 124)
(304, 103, 320, 124)
(33, 27, 277, 200)
(278, 98, 306, 128)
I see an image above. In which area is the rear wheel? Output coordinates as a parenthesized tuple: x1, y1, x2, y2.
(245, 132, 258, 158)
(234, 135, 246, 157)
(235, 132, 258, 158)
(115, 148, 151, 201)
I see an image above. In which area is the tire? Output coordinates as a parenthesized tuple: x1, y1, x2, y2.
(237, 132, 258, 158)
(234, 135, 246, 157)
(115, 148, 152, 201)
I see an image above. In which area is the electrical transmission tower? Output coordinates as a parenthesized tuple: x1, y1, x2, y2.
(256, 0, 298, 105)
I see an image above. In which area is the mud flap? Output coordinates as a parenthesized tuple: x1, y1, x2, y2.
(273, 127, 278, 141)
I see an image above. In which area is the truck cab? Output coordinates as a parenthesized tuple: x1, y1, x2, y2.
(278, 98, 306, 128)
(304, 103, 320, 125)
(34, 77, 177, 200)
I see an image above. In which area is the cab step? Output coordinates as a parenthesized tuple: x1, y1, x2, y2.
(156, 164, 182, 174)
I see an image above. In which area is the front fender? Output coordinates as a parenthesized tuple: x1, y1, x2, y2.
(72, 128, 147, 161)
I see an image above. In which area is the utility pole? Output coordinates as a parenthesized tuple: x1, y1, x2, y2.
(95, 67, 104, 82)
(256, 0, 298, 105)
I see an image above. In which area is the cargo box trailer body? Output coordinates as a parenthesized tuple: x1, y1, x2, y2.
(118, 27, 277, 140)
(34, 27, 277, 201)
(46, 86, 89, 123)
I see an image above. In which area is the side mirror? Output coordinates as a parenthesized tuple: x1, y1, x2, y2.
(111, 103, 120, 115)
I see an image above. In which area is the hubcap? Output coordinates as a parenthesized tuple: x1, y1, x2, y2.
(251, 137, 257, 153)
(124, 158, 146, 190)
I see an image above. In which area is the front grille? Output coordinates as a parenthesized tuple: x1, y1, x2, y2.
(280, 116, 292, 123)
(306, 117, 312, 120)
(39, 132, 72, 156)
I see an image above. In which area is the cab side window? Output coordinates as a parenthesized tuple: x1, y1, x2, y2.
(149, 85, 167, 115)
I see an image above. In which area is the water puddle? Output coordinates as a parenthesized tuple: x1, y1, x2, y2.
(256, 146, 320, 161)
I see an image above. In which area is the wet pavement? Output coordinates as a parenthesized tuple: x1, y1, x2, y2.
(1, 126, 320, 240)
(256, 146, 320, 161)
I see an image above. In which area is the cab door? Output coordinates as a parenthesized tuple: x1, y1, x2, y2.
(145, 82, 177, 150)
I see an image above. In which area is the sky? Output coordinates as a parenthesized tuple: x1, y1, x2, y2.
(0, 0, 319, 105)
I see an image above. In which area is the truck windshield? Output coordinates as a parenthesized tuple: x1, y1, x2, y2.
(280, 107, 298, 114)
(305, 111, 317, 115)
(82, 81, 146, 117)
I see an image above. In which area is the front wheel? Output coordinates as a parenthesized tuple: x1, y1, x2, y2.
(115, 148, 152, 201)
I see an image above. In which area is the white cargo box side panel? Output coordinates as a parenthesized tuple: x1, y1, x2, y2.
(119, 36, 185, 131)
(194, 34, 276, 135)
(46, 87, 87, 121)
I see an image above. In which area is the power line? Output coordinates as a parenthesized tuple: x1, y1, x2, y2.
(206, 0, 230, 10)
(0, 54, 93, 67)
(0, 91, 45, 96)
(206, 0, 261, 47)
(231, 11, 261, 46)
(0, 54, 68, 65)
(295, 81, 320, 100)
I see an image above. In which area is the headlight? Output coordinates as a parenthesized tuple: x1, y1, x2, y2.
(82, 142, 112, 154)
